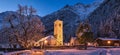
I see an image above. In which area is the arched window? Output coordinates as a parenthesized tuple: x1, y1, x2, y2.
(59, 24, 61, 27)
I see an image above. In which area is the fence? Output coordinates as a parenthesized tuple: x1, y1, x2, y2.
(3, 50, 44, 55)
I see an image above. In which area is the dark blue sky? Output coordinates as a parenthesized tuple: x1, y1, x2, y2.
(0, 0, 95, 16)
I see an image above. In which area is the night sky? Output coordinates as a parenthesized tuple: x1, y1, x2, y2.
(0, 0, 95, 16)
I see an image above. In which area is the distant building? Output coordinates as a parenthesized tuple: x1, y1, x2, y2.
(70, 37, 79, 46)
(46, 36, 57, 46)
(34, 35, 57, 47)
(95, 38, 120, 47)
(54, 19, 63, 46)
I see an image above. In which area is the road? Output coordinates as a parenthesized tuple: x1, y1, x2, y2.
(2, 48, 120, 55)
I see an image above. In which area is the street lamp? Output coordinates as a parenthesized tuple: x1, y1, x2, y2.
(43, 40, 48, 49)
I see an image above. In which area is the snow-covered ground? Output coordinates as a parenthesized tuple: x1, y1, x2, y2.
(45, 49, 104, 55)
(1, 48, 120, 55)
(106, 48, 120, 55)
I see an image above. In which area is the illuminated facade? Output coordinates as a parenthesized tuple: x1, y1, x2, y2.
(54, 19, 63, 46)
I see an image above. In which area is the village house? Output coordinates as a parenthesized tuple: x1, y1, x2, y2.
(95, 38, 120, 47)
(70, 37, 79, 46)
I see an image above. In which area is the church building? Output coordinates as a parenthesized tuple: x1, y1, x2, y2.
(34, 19, 63, 47)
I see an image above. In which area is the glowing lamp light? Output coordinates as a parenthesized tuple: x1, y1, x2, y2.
(107, 41, 111, 44)
(44, 40, 48, 44)
(88, 43, 91, 46)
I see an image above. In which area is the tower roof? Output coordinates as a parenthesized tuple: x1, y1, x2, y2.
(54, 19, 63, 23)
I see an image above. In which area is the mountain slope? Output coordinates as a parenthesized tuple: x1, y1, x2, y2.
(87, 0, 120, 38)
(0, 11, 18, 28)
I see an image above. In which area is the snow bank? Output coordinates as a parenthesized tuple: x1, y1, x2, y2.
(0, 52, 4, 55)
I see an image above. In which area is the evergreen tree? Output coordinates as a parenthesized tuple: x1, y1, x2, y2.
(78, 32, 93, 44)
(76, 22, 93, 49)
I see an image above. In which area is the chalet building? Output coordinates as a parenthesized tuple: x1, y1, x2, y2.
(95, 38, 120, 47)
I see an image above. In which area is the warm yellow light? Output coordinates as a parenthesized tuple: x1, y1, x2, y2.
(88, 43, 91, 45)
(107, 41, 111, 44)
(44, 40, 47, 44)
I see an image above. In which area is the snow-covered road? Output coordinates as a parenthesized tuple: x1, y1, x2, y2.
(2, 48, 120, 55)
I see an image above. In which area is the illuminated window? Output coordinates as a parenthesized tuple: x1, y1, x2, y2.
(59, 24, 61, 27)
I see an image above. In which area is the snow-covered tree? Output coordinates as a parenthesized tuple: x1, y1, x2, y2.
(3, 5, 45, 48)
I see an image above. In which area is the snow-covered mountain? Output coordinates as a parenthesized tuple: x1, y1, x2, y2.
(87, 0, 120, 38)
(60, 0, 104, 20)
(0, 11, 41, 29)
(0, 11, 18, 43)
(0, 11, 18, 28)
(41, 0, 104, 42)
(71, 0, 104, 20)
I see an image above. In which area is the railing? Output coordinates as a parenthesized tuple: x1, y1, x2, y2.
(3, 50, 44, 55)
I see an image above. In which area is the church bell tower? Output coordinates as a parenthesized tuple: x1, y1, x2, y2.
(54, 19, 63, 46)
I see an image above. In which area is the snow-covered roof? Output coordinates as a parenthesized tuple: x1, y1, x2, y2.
(35, 35, 55, 43)
(98, 38, 120, 41)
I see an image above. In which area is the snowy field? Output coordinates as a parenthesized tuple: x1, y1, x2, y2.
(45, 49, 104, 55)
(44, 48, 120, 55)
(106, 48, 120, 55)
(1, 48, 120, 55)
